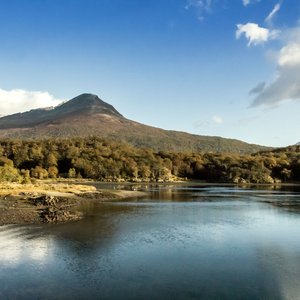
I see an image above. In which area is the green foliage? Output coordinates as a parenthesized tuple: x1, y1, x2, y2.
(48, 166, 59, 178)
(30, 166, 48, 179)
(0, 138, 299, 184)
(20, 169, 31, 184)
(0, 164, 22, 183)
(0, 157, 14, 167)
(68, 168, 77, 178)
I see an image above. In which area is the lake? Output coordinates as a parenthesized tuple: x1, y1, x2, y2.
(1, 184, 300, 300)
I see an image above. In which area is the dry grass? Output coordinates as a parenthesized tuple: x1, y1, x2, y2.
(0, 181, 96, 196)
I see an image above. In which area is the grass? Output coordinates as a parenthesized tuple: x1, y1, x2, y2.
(0, 181, 96, 196)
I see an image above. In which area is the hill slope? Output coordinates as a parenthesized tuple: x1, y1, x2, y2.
(0, 93, 269, 154)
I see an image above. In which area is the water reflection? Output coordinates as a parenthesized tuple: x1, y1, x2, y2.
(0, 225, 51, 266)
(1, 184, 300, 299)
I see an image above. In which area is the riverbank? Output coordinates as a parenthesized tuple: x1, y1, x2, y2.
(0, 182, 146, 225)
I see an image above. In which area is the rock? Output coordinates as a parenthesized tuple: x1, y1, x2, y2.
(32, 195, 58, 207)
(39, 206, 82, 223)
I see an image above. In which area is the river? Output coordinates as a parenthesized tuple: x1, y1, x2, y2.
(1, 184, 300, 299)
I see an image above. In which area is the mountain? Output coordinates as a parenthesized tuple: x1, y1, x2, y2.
(0, 94, 123, 129)
(0, 93, 269, 154)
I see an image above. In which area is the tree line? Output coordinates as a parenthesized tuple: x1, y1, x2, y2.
(0, 137, 299, 184)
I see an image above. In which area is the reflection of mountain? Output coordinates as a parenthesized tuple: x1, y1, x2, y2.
(0, 93, 268, 154)
(1, 188, 300, 300)
(0, 203, 141, 269)
(51, 202, 138, 244)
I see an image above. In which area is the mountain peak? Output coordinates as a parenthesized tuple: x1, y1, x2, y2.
(0, 93, 123, 129)
(69, 93, 102, 104)
(57, 93, 123, 118)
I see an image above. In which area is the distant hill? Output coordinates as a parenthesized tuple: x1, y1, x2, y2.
(0, 93, 269, 154)
(258, 144, 300, 156)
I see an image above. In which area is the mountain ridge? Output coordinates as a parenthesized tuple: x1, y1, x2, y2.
(0, 93, 270, 154)
(0, 94, 123, 129)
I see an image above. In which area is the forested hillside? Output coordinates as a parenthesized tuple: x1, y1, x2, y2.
(0, 138, 299, 184)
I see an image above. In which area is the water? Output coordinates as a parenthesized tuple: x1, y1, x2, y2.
(1, 184, 300, 300)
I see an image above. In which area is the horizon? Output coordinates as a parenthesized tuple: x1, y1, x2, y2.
(0, 0, 299, 147)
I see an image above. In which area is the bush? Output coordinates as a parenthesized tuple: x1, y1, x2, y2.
(0, 164, 22, 183)
(30, 166, 48, 179)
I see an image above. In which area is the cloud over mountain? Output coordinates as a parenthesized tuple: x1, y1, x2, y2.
(0, 88, 63, 116)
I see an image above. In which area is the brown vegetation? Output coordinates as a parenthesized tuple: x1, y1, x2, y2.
(0, 137, 298, 184)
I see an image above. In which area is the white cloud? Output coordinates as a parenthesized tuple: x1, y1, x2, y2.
(185, 0, 213, 20)
(265, 3, 281, 23)
(193, 115, 223, 128)
(236, 23, 279, 46)
(212, 115, 223, 124)
(242, 0, 261, 7)
(249, 82, 266, 95)
(242, 0, 250, 6)
(251, 66, 300, 106)
(251, 32, 300, 107)
(237, 1, 300, 107)
(0, 88, 64, 116)
(278, 42, 300, 67)
(185, 0, 212, 11)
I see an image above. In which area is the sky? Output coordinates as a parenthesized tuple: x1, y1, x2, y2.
(0, 0, 299, 147)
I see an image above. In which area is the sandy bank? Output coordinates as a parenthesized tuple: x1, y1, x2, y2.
(0, 182, 146, 225)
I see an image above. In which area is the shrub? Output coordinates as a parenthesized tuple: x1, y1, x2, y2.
(0, 164, 22, 183)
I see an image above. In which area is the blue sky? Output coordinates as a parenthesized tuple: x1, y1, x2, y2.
(0, 0, 299, 147)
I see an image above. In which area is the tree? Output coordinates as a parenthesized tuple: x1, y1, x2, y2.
(48, 166, 59, 178)
(281, 168, 292, 182)
(0, 164, 22, 182)
(45, 152, 58, 168)
(31, 166, 48, 179)
(68, 168, 77, 178)
(21, 169, 31, 184)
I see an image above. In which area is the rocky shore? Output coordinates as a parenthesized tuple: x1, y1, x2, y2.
(0, 182, 146, 225)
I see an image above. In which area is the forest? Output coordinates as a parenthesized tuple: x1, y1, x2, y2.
(0, 137, 299, 184)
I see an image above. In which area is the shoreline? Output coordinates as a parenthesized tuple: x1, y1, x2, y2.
(0, 182, 146, 226)
(1, 180, 299, 226)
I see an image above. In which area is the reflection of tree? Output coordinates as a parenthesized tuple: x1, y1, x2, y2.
(44, 202, 143, 276)
(2, 184, 300, 299)
(262, 198, 300, 213)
